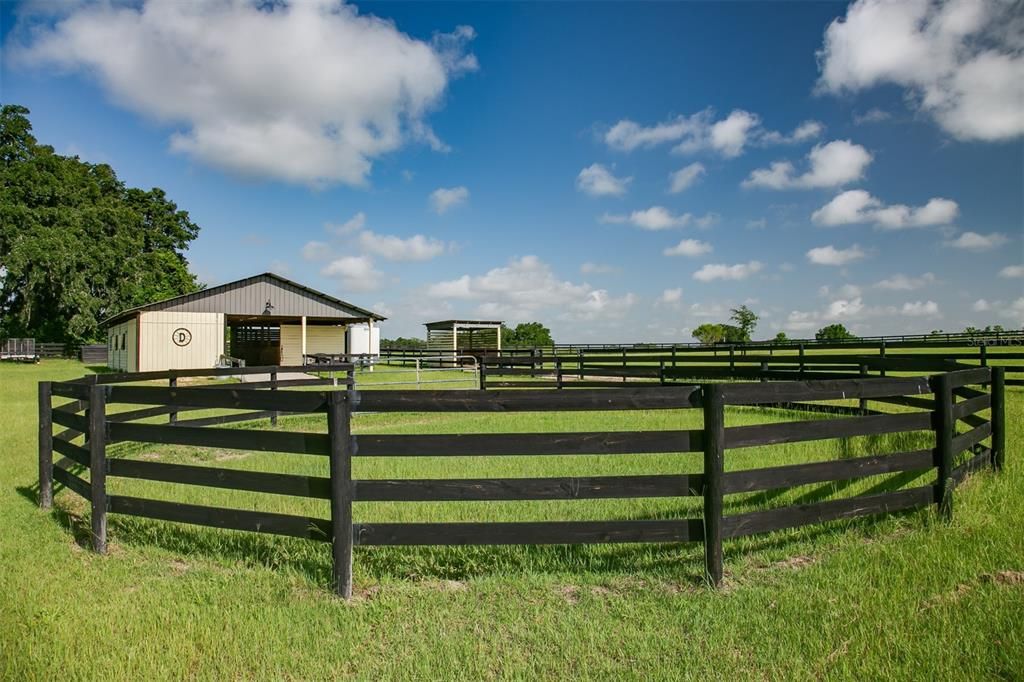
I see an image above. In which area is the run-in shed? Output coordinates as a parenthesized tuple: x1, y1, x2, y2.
(103, 273, 385, 371)
(424, 319, 503, 352)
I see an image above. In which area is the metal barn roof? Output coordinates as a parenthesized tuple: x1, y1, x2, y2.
(103, 273, 386, 326)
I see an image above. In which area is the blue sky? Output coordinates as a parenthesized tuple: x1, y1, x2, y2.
(2, 0, 1022, 341)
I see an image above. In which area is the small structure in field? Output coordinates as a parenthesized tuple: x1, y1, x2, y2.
(424, 319, 503, 353)
(103, 272, 385, 371)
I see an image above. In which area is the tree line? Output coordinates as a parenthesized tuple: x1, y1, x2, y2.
(0, 105, 202, 345)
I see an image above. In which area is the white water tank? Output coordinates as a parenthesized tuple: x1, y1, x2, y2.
(347, 323, 380, 356)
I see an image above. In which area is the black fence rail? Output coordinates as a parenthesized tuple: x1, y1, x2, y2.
(38, 363, 1006, 597)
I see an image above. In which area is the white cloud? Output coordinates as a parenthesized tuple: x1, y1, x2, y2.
(693, 261, 763, 282)
(576, 163, 631, 197)
(601, 206, 701, 231)
(321, 255, 383, 292)
(301, 240, 332, 262)
(853, 108, 891, 125)
(326, 212, 367, 236)
(659, 288, 683, 304)
(1002, 298, 1024, 323)
(972, 299, 991, 312)
(743, 140, 872, 189)
(999, 265, 1024, 278)
(663, 239, 712, 257)
(807, 244, 866, 266)
(604, 109, 823, 157)
(746, 218, 767, 230)
(820, 283, 863, 299)
(580, 262, 620, 275)
(430, 186, 469, 214)
(901, 300, 941, 317)
(945, 231, 1009, 251)
(875, 272, 936, 291)
(817, 0, 1024, 141)
(668, 163, 706, 193)
(425, 255, 636, 322)
(9, 1, 476, 186)
(812, 190, 958, 228)
(357, 231, 447, 261)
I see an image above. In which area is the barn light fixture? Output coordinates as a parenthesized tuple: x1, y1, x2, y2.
(263, 299, 274, 315)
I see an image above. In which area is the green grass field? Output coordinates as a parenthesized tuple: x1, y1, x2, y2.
(2, 359, 1022, 679)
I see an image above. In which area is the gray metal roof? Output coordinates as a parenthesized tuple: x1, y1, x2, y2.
(103, 273, 386, 326)
(424, 319, 504, 328)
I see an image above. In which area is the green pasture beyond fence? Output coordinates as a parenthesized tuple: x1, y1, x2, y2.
(37, 359, 1005, 598)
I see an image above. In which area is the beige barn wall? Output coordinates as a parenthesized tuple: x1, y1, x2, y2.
(280, 324, 346, 366)
(138, 311, 224, 371)
(107, 318, 138, 372)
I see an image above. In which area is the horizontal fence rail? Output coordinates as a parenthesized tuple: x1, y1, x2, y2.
(37, 361, 1007, 597)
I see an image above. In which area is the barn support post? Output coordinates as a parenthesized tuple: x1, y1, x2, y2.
(88, 383, 108, 553)
(933, 373, 954, 521)
(270, 369, 278, 427)
(702, 384, 725, 587)
(38, 382, 53, 509)
(991, 367, 1006, 472)
(326, 390, 354, 599)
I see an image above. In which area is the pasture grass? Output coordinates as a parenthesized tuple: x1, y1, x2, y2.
(1, 359, 1023, 679)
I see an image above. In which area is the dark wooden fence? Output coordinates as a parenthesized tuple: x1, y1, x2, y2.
(38, 363, 1005, 597)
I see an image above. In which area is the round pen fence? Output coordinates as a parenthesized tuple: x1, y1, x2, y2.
(38, 361, 1006, 598)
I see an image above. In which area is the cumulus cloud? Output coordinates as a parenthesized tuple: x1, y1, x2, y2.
(875, 272, 936, 290)
(326, 212, 367, 236)
(580, 262, 620, 275)
(693, 261, 763, 282)
(321, 255, 384, 292)
(743, 140, 872, 189)
(817, 0, 1024, 141)
(301, 240, 332, 262)
(853, 108, 891, 125)
(357, 231, 447, 261)
(663, 239, 712, 257)
(972, 299, 991, 312)
(901, 300, 941, 317)
(576, 163, 631, 197)
(945, 231, 1009, 251)
(9, 1, 476, 186)
(430, 186, 469, 214)
(425, 255, 636, 322)
(668, 163, 706, 193)
(999, 265, 1024, 278)
(746, 218, 767, 230)
(812, 190, 958, 228)
(806, 244, 866, 266)
(604, 109, 823, 157)
(659, 288, 684, 304)
(601, 206, 714, 231)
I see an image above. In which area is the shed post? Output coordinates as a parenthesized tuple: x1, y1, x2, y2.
(38, 382, 53, 509)
(326, 390, 354, 599)
(702, 384, 725, 586)
(88, 383, 108, 553)
(301, 316, 307, 364)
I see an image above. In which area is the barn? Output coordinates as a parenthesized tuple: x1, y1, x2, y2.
(103, 273, 385, 372)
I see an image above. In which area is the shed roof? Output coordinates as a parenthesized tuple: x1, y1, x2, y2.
(424, 319, 504, 329)
(103, 273, 386, 326)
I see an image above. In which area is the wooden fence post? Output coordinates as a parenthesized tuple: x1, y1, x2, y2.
(859, 364, 868, 413)
(270, 369, 279, 427)
(326, 390, 354, 598)
(759, 361, 767, 382)
(879, 341, 886, 377)
(728, 346, 735, 375)
(479, 359, 488, 390)
(798, 344, 805, 376)
(38, 382, 53, 509)
(979, 344, 987, 367)
(88, 383, 108, 553)
(659, 360, 666, 385)
(702, 384, 725, 586)
(991, 367, 1006, 472)
(933, 373, 954, 520)
(578, 348, 584, 380)
(168, 373, 178, 424)
(621, 348, 627, 382)
(556, 360, 564, 389)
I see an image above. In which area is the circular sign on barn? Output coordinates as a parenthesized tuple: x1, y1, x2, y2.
(172, 328, 193, 347)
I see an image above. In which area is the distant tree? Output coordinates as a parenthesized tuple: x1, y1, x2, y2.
(0, 105, 201, 344)
(382, 336, 427, 349)
(693, 323, 726, 345)
(815, 323, 856, 341)
(729, 305, 759, 341)
(774, 331, 789, 343)
(984, 325, 1005, 333)
(929, 329, 945, 337)
(720, 324, 748, 343)
(964, 326, 982, 335)
(502, 322, 553, 347)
